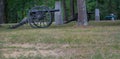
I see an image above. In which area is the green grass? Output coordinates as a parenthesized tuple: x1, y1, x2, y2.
(0, 20, 120, 59)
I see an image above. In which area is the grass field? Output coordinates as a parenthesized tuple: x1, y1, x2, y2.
(0, 21, 120, 59)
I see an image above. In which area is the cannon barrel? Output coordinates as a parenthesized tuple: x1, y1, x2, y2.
(30, 9, 59, 13)
(49, 9, 59, 12)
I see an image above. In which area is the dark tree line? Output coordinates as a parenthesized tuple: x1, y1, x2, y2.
(0, 0, 120, 24)
(0, 0, 5, 24)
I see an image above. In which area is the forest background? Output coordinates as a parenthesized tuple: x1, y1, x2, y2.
(5, 0, 120, 23)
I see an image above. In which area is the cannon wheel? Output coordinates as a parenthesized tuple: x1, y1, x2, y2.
(28, 6, 53, 28)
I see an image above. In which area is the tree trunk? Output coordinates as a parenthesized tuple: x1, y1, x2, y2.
(61, 0, 68, 21)
(77, 0, 88, 26)
(0, 0, 5, 24)
(55, 1, 63, 25)
(70, 0, 75, 19)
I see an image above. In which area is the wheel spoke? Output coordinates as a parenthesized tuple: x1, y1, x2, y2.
(28, 6, 53, 28)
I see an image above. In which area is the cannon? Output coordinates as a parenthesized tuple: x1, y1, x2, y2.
(10, 6, 93, 29)
(10, 6, 59, 29)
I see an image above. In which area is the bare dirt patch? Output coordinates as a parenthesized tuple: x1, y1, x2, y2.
(2, 43, 95, 58)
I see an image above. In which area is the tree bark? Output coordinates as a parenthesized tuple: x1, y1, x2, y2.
(0, 0, 5, 24)
(55, 1, 63, 25)
(77, 0, 88, 26)
(61, 0, 68, 21)
(70, 0, 75, 19)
